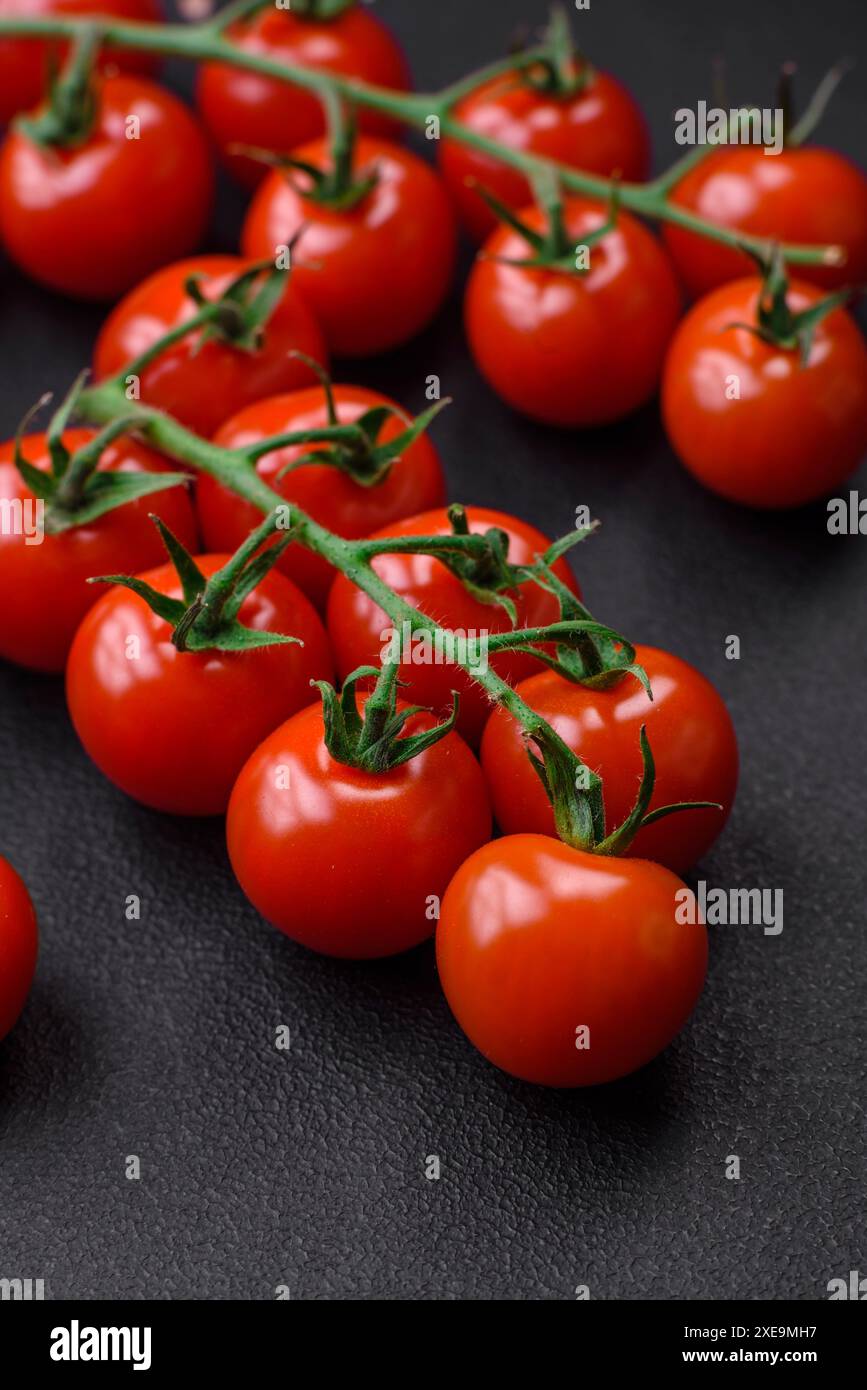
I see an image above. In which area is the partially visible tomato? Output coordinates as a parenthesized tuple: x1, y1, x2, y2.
(241, 135, 457, 357)
(437, 836, 707, 1087)
(481, 647, 738, 873)
(439, 64, 649, 243)
(92, 255, 327, 437)
(664, 146, 867, 297)
(661, 277, 867, 508)
(326, 506, 580, 746)
(227, 700, 491, 959)
(196, 3, 410, 188)
(0, 856, 38, 1043)
(0, 74, 213, 300)
(465, 198, 681, 427)
(0, 429, 197, 673)
(66, 555, 334, 815)
(199, 385, 446, 610)
(0, 0, 162, 126)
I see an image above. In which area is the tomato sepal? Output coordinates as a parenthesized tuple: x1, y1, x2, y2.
(315, 661, 460, 772)
(596, 725, 723, 857)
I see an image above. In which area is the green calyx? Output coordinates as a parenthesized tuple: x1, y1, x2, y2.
(730, 246, 850, 364)
(315, 662, 459, 773)
(184, 261, 289, 354)
(14, 375, 189, 534)
(477, 169, 620, 273)
(521, 5, 593, 98)
(89, 510, 301, 654)
(16, 27, 101, 149)
(237, 96, 377, 212)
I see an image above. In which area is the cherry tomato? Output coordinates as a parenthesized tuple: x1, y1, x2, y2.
(661, 277, 867, 508)
(664, 147, 867, 297)
(0, 74, 213, 300)
(481, 646, 738, 874)
(437, 836, 707, 1087)
(198, 385, 447, 610)
(465, 198, 681, 427)
(93, 255, 327, 438)
(227, 700, 491, 959)
(0, 856, 38, 1044)
(326, 506, 580, 746)
(0, 0, 162, 126)
(0, 428, 198, 673)
(195, 4, 410, 188)
(241, 135, 457, 357)
(66, 555, 334, 815)
(439, 64, 649, 243)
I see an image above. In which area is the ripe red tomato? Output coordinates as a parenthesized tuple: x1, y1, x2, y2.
(439, 65, 649, 243)
(66, 555, 334, 815)
(227, 700, 491, 959)
(0, 856, 38, 1044)
(0, 0, 162, 126)
(481, 647, 738, 873)
(664, 147, 867, 297)
(326, 506, 580, 746)
(241, 135, 457, 357)
(92, 255, 327, 437)
(0, 74, 213, 300)
(465, 198, 681, 426)
(196, 4, 410, 188)
(661, 277, 867, 508)
(0, 428, 197, 673)
(437, 836, 707, 1087)
(198, 385, 447, 610)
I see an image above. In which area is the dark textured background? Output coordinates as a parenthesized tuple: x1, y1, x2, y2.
(1, 0, 865, 1301)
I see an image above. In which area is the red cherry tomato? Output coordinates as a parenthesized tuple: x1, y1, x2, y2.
(481, 647, 738, 874)
(227, 700, 491, 959)
(465, 198, 681, 427)
(92, 255, 327, 438)
(0, 428, 198, 673)
(196, 4, 410, 188)
(326, 506, 580, 746)
(0, 0, 162, 126)
(241, 135, 457, 357)
(0, 856, 38, 1044)
(437, 836, 707, 1087)
(664, 147, 867, 297)
(0, 74, 213, 300)
(439, 65, 649, 243)
(198, 385, 447, 611)
(661, 277, 867, 508)
(66, 555, 334, 815)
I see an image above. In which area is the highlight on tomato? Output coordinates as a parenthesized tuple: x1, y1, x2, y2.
(0, 855, 38, 1044)
(465, 195, 681, 427)
(227, 665, 492, 959)
(198, 377, 447, 610)
(661, 259, 867, 509)
(66, 523, 334, 816)
(195, 0, 410, 188)
(92, 256, 328, 438)
(241, 133, 457, 357)
(481, 646, 738, 874)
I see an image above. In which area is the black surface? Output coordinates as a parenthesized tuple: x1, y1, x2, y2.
(1, 0, 866, 1302)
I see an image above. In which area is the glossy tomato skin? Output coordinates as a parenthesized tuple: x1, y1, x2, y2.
(199, 385, 447, 611)
(0, 0, 161, 126)
(0, 429, 197, 673)
(0, 74, 213, 301)
(241, 136, 457, 357)
(481, 647, 738, 873)
(662, 277, 867, 509)
(439, 66, 649, 243)
(437, 836, 707, 1087)
(227, 701, 491, 959)
(66, 555, 334, 815)
(326, 506, 580, 746)
(0, 857, 38, 1044)
(465, 198, 681, 427)
(196, 5, 410, 188)
(664, 147, 867, 297)
(93, 255, 327, 437)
